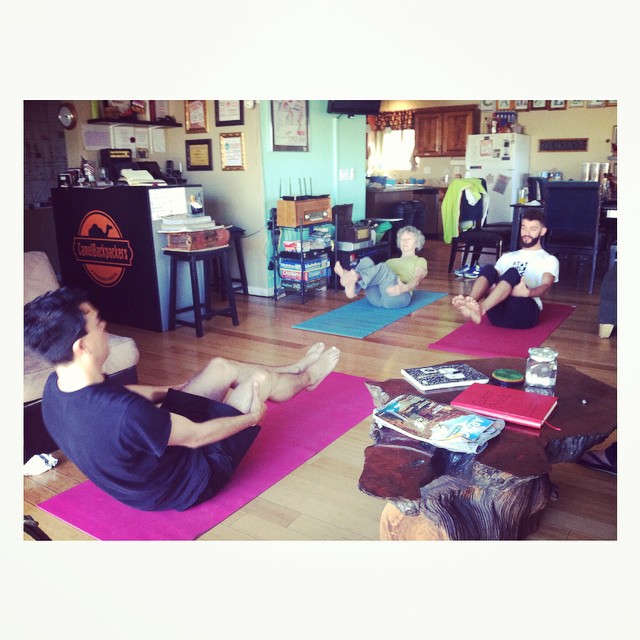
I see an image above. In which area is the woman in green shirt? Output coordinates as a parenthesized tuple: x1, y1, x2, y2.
(334, 225, 427, 309)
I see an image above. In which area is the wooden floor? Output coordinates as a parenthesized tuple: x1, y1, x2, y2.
(23, 238, 617, 541)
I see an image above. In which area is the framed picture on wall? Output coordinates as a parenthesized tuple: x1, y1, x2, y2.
(587, 100, 605, 108)
(496, 100, 513, 109)
(514, 100, 530, 111)
(271, 100, 309, 152)
(568, 100, 585, 108)
(185, 139, 213, 171)
(102, 100, 132, 119)
(215, 100, 244, 127)
(220, 132, 246, 170)
(549, 100, 567, 110)
(531, 100, 548, 110)
(185, 100, 209, 133)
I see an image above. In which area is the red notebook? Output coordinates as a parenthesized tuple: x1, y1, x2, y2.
(450, 383, 558, 430)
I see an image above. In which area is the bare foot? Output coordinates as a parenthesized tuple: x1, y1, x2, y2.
(334, 262, 359, 298)
(305, 341, 325, 357)
(457, 296, 483, 324)
(305, 346, 340, 390)
(451, 294, 466, 308)
(275, 342, 325, 374)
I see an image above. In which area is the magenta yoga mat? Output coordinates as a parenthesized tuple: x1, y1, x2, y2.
(37, 372, 372, 541)
(428, 303, 575, 359)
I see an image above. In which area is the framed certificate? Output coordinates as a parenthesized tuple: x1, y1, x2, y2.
(185, 100, 209, 133)
(220, 132, 245, 170)
(185, 139, 213, 171)
(215, 100, 244, 127)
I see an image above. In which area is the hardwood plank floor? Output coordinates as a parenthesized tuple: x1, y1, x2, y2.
(24, 238, 617, 541)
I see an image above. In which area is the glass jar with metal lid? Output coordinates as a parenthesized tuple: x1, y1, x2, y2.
(525, 347, 558, 388)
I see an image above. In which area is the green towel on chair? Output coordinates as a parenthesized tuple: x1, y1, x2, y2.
(441, 178, 487, 243)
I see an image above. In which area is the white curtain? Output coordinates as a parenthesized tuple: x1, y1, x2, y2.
(367, 128, 416, 174)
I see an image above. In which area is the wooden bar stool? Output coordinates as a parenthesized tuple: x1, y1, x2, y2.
(211, 226, 249, 298)
(164, 246, 239, 338)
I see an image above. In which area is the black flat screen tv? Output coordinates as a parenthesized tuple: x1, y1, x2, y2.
(327, 100, 381, 116)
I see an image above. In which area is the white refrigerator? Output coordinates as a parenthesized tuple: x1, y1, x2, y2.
(465, 133, 531, 224)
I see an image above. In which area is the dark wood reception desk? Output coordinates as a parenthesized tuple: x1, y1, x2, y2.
(51, 185, 205, 332)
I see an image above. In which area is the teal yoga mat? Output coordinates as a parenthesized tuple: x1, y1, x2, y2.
(292, 290, 447, 339)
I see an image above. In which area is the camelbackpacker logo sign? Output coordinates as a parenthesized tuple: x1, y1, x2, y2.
(73, 210, 133, 287)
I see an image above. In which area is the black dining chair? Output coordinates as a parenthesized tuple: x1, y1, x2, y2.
(527, 177, 549, 203)
(542, 181, 602, 294)
(445, 178, 510, 273)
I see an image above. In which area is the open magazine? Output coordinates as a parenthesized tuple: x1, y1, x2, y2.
(373, 393, 505, 454)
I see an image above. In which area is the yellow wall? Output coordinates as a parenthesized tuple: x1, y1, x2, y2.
(381, 100, 617, 183)
(62, 101, 270, 294)
(57, 99, 616, 292)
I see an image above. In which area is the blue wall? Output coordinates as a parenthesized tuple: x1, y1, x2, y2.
(259, 100, 368, 289)
(260, 100, 367, 216)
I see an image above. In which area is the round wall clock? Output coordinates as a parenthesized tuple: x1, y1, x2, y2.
(57, 103, 77, 130)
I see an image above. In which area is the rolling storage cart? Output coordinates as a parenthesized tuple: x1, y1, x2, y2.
(273, 197, 334, 304)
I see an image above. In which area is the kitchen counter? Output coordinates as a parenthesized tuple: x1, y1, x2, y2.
(369, 184, 444, 192)
(365, 186, 446, 238)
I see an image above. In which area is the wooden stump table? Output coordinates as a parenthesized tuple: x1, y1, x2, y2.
(358, 358, 617, 541)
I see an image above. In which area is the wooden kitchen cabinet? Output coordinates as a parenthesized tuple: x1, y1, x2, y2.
(442, 110, 477, 156)
(413, 105, 479, 157)
(413, 112, 442, 157)
(365, 189, 413, 218)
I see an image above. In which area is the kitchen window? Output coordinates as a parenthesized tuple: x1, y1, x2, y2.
(368, 128, 416, 173)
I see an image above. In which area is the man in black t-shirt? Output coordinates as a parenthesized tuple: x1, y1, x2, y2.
(24, 287, 340, 511)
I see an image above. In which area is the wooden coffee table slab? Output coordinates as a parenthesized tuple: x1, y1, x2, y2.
(359, 358, 616, 540)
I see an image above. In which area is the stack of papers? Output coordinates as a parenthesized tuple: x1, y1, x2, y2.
(119, 169, 167, 186)
(159, 215, 219, 233)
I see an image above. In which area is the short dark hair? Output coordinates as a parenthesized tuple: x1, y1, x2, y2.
(24, 287, 90, 365)
(522, 209, 546, 226)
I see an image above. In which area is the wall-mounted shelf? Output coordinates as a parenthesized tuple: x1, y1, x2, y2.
(87, 118, 182, 128)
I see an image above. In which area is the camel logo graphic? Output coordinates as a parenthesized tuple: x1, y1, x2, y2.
(73, 210, 133, 287)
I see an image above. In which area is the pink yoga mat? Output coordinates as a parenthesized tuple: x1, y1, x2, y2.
(37, 372, 372, 541)
(428, 303, 575, 358)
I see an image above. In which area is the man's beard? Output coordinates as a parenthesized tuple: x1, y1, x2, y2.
(520, 234, 540, 248)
